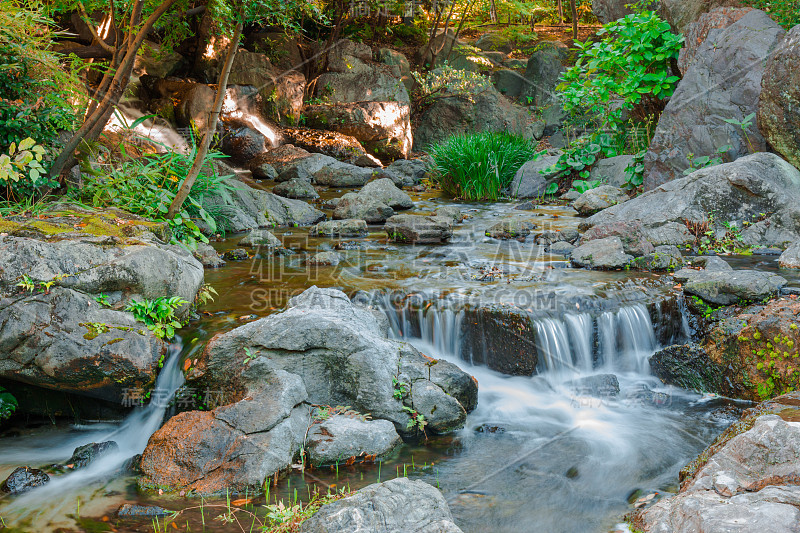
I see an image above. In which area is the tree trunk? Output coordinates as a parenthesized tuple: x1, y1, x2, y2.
(167, 15, 244, 219)
(571, 0, 578, 39)
(558, 0, 564, 24)
(47, 0, 180, 180)
(489, 0, 497, 23)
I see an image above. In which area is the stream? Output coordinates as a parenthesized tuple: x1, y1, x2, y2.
(0, 190, 756, 532)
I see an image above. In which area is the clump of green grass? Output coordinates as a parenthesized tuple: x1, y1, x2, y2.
(428, 132, 536, 201)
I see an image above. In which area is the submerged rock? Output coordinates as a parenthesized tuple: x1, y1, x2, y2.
(299, 478, 464, 533)
(305, 251, 341, 266)
(238, 229, 282, 248)
(310, 219, 368, 238)
(570, 237, 633, 269)
(1, 467, 50, 495)
(272, 177, 319, 199)
(385, 214, 453, 244)
(643, 10, 784, 189)
(66, 441, 119, 469)
(485, 219, 537, 240)
(117, 504, 172, 518)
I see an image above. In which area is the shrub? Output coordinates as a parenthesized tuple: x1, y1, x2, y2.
(126, 296, 187, 340)
(0, 385, 17, 420)
(73, 143, 235, 248)
(0, 2, 80, 148)
(429, 132, 537, 201)
(553, 11, 683, 187)
(743, 0, 799, 28)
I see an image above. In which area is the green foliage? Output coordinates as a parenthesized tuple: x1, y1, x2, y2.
(624, 149, 647, 189)
(683, 145, 731, 176)
(553, 12, 683, 182)
(195, 284, 218, 306)
(402, 405, 428, 432)
(95, 293, 112, 307)
(0, 2, 80, 149)
(0, 385, 17, 420)
(412, 65, 492, 112)
(569, 178, 601, 194)
(72, 143, 234, 249)
(125, 296, 187, 339)
(0, 137, 57, 200)
(392, 377, 409, 400)
(742, 0, 800, 28)
(428, 132, 537, 200)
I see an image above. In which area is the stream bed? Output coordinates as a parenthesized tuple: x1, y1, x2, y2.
(0, 193, 766, 532)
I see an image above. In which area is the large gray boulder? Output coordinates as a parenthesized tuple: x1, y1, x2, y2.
(570, 236, 633, 269)
(643, 10, 785, 190)
(779, 241, 800, 268)
(413, 84, 544, 150)
(202, 176, 324, 230)
(678, 7, 754, 75)
(310, 219, 368, 238)
(509, 155, 562, 198)
(639, 413, 800, 533)
(0, 229, 204, 403)
(580, 220, 655, 257)
(385, 215, 454, 244)
(191, 287, 476, 435)
(0, 288, 166, 403)
(299, 478, 464, 533)
(306, 415, 401, 466)
(683, 270, 786, 305)
(583, 153, 800, 248)
(589, 155, 634, 188)
(272, 177, 319, 199)
(759, 24, 800, 171)
(140, 369, 309, 494)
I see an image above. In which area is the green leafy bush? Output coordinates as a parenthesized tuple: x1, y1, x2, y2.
(553, 11, 683, 185)
(743, 0, 800, 28)
(0, 385, 17, 420)
(73, 145, 234, 248)
(429, 132, 537, 201)
(0, 3, 80, 148)
(412, 65, 492, 111)
(0, 137, 58, 200)
(126, 296, 187, 339)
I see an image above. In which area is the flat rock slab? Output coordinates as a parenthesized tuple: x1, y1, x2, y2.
(683, 270, 787, 305)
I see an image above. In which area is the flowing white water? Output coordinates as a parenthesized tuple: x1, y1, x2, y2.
(1, 341, 185, 525)
(380, 300, 730, 533)
(105, 105, 191, 153)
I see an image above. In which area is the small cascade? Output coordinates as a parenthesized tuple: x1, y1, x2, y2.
(380, 294, 666, 377)
(2, 342, 185, 521)
(222, 89, 280, 147)
(105, 105, 191, 153)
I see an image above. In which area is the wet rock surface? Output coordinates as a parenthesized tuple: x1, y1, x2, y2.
(385, 214, 454, 244)
(570, 237, 633, 269)
(299, 478, 464, 533)
(1, 467, 50, 495)
(636, 392, 800, 532)
(306, 415, 401, 466)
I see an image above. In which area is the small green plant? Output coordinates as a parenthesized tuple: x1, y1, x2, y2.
(95, 293, 112, 307)
(569, 179, 602, 195)
(683, 145, 732, 176)
(243, 347, 256, 365)
(724, 113, 756, 153)
(0, 137, 50, 191)
(0, 385, 17, 420)
(402, 405, 428, 433)
(742, 0, 800, 28)
(623, 150, 647, 189)
(553, 11, 683, 183)
(84, 322, 110, 336)
(195, 283, 218, 306)
(125, 296, 187, 339)
(16, 274, 35, 293)
(428, 132, 538, 200)
(393, 377, 409, 400)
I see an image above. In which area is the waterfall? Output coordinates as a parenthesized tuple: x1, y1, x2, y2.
(381, 295, 661, 377)
(2, 342, 185, 519)
(105, 105, 191, 154)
